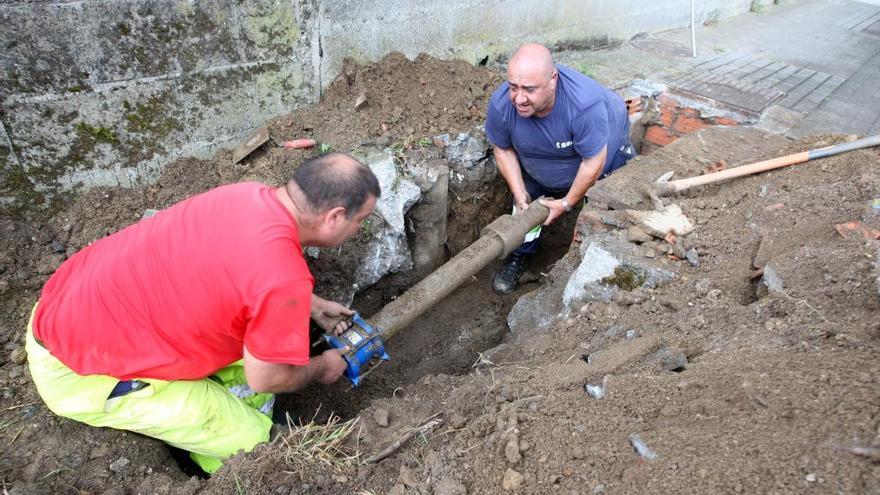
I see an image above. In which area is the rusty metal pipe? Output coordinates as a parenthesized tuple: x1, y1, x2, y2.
(369, 203, 549, 339)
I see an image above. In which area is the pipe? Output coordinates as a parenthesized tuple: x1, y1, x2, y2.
(369, 203, 549, 339)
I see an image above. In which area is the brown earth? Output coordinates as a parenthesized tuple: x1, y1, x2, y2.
(2, 52, 879, 495)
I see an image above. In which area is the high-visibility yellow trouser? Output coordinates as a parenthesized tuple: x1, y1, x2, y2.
(25, 306, 273, 474)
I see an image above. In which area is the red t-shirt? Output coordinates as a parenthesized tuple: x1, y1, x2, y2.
(33, 182, 315, 381)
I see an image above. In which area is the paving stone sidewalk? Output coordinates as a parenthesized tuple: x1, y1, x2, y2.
(556, 0, 880, 138)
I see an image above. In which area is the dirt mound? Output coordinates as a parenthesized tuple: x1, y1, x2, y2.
(278, 51, 501, 153)
(2, 48, 878, 495)
(212, 128, 880, 494)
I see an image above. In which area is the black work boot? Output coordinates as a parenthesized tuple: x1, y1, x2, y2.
(492, 253, 530, 295)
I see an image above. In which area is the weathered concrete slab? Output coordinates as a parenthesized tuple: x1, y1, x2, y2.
(507, 231, 675, 335)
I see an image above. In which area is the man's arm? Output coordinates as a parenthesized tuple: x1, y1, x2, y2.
(493, 146, 531, 210)
(243, 345, 348, 394)
(538, 145, 607, 225)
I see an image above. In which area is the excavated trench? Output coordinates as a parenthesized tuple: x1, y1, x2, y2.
(272, 92, 741, 424)
(274, 185, 579, 424)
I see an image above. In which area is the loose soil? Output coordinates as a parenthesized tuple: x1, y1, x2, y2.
(1, 51, 878, 495)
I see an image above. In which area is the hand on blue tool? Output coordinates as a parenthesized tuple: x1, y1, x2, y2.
(311, 295, 354, 335)
(316, 346, 350, 384)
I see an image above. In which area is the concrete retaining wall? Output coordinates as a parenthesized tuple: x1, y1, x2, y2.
(0, 0, 755, 215)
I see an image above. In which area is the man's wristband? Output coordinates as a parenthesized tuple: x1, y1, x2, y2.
(561, 198, 573, 213)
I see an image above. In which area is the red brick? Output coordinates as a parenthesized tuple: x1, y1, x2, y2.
(659, 105, 675, 127)
(644, 125, 678, 147)
(672, 115, 708, 134)
(713, 116, 740, 126)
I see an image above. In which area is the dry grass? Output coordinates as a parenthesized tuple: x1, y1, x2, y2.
(209, 411, 363, 493)
(272, 412, 362, 480)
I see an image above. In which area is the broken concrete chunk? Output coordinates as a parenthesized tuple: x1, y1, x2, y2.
(625, 204, 694, 238)
(761, 264, 784, 293)
(626, 226, 653, 243)
(645, 346, 688, 372)
(586, 183, 639, 210)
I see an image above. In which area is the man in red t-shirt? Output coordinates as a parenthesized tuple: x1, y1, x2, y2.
(25, 152, 381, 473)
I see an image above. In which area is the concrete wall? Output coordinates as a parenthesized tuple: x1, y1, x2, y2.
(0, 0, 755, 215)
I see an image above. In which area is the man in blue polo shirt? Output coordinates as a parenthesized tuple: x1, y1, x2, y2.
(485, 43, 636, 294)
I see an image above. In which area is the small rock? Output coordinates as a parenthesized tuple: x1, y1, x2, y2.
(658, 295, 685, 311)
(502, 468, 524, 491)
(10, 347, 27, 365)
(373, 408, 389, 427)
(449, 413, 467, 429)
(647, 346, 688, 372)
(805, 473, 817, 482)
(90, 445, 111, 460)
(49, 240, 65, 254)
(36, 254, 65, 275)
(109, 457, 131, 474)
(671, 243, 687, 259)
(141, 209, 159, 220)
(504, 439, 521, 464)
(758, 185, 769, 197)
(399, 465, 418, 488)
(643, 247, 656, 258)
(332, 475, 349, 483)
(695, 278, 711, 295)
(685, 248, 700, 267)
(354, 93, 368, 111)
(593, 484, 606, 494)
(434, 476, 467, 495)
(625, 329, 637, 339)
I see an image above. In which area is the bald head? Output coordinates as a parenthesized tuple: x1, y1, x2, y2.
(288, 152, 380, 218)
(506, 43, 558, 118)
(508, 43, 555, 80)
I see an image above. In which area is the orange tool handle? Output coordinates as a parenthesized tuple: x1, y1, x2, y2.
(282, 138, 317, 149)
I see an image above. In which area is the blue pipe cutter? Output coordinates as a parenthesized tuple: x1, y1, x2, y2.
(322, 313, 389, 387)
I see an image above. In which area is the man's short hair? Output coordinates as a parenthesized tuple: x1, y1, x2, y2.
(289, 152, 381, 218)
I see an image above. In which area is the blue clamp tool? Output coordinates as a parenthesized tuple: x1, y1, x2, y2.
(322, 313, 389, 387)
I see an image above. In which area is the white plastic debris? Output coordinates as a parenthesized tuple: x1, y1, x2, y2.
(585, 384, 605, 399)
(628, 434, 658, 460)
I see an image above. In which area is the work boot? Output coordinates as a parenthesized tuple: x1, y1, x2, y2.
(492, 253, 530, 295)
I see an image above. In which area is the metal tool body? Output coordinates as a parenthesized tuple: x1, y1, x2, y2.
(323, 313, 389, 387)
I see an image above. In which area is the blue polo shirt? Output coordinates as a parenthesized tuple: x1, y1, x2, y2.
(485, 64, 628, 190)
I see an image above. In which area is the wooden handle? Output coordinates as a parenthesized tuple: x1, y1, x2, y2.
(659, 134, 880, 195)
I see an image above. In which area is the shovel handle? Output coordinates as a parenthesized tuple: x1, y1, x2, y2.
(657, 134, 880, 195)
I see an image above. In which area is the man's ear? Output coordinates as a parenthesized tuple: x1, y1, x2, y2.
(322, 206, 348, 229)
